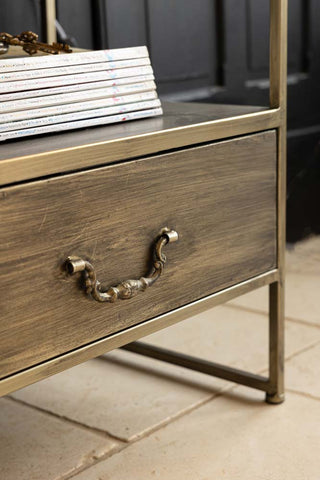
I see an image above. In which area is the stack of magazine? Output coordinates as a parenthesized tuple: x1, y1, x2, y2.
(0, 46, 162, 141)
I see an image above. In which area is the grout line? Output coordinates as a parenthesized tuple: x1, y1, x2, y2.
(282, 338, 320, 364)
(6, 383, 238, 479)
(62, 375, 275, 480)
(61, 390, 231, 480)
(283, 316, 320, 330)
(284, 271, 320, 278)
(8, 336, 320, 449)
(7, 333, 320, 478)
(6, 395, 126, 444)
(225, 303, 320, 329)
(224, 303, 268, 317)
(5, 371, 235, 446)
(286, 389, 320, 402)
(59, 442, 127, 480)
(209, 340, 320, 399)
(124, 393, 216, 443)
(254, 338, 320, 384)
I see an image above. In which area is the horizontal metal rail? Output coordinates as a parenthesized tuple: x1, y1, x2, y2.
(121, 341, 270, 392)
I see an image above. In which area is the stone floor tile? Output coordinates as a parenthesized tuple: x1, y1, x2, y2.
(0, 397, 119, 480)
(284, 274, 320, 326)
(229, 237, 320, 326)
(11, 353, 219, 443)
(229, 272, 320, 326)
(287, 235, 320, 275)
(144, 304, 270, 369)
(71, 390, 320, 480)
(11, 306, 320, 442)
(286, 342, 320, 399)
(227, 284, 268, 313)
(144, 305, 320, 367)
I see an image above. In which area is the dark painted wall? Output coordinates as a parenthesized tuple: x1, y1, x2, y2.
(1, 0, 319, 240)
(1, 0, 44, 40)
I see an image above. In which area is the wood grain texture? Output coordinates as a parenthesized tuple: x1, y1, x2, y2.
(0, 131, 277, 378)
(0, 102, 280, 186)
(0, 270, 279, 397)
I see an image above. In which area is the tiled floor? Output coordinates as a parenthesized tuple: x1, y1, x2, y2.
(1, 236, 319, 480)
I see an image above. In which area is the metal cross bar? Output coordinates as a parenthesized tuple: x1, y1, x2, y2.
(121, 341, 270, 393)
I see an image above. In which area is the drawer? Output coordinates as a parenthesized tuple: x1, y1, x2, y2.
(0, 130, 277, 377)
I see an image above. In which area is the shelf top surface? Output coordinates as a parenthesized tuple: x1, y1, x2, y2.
(0, 101, 278, 186)
(0, 102, 265, 161)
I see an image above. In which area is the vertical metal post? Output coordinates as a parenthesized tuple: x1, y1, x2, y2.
(44, 0, 57, 44)
(267, 0, 287, 404)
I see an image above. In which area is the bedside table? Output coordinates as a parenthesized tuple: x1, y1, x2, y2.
(0, 0, 287, 405)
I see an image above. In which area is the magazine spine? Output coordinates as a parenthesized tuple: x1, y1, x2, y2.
(0, 107, 163, 141)
(0, 57, 151, 82)
(0, 46, 149, 72)
(0, 91, 158, 122)
(0, 74, 155, 102)
(0, 65, 154, 93)
(0, 100, 161, 133)
(0, 80, 156, 113)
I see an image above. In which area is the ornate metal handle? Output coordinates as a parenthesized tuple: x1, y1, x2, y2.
(65, 227, 178, 303)
(0, 31, 72, 55)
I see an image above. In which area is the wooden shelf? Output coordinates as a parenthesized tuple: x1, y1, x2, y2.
(0, 101, 280, 186)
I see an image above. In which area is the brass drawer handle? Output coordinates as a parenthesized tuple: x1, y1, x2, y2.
(65, 227, 178, 303)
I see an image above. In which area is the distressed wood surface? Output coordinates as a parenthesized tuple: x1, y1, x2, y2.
(0, 270, 279, 397)
(0, 131, 277, 378)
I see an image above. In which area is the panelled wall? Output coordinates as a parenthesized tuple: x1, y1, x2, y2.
(1, 0, 320, 239)
(55, 0, 220, 99)
(1, 0, 45, 39)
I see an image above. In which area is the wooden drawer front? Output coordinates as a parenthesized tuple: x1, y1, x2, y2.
(0, 131, 276, 377)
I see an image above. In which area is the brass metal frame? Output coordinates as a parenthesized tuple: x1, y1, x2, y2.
(118, 0, 287, 405)
(121, 342, 271, 392)
(0, 270, 278, 397)
(119, 0, 287, 405)
(43, 0, 57, 44)
(267, 0, 287, 403)
(0, 0, 287, 402)
(0, 108, 280, 186)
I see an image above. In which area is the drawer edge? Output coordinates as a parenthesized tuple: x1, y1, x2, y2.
(0, 268, 279, 397)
